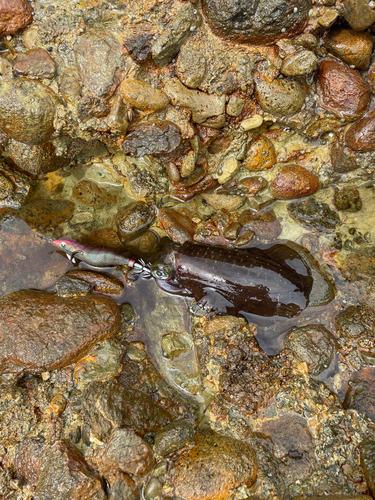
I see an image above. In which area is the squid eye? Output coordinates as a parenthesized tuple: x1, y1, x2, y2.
(152, 269, 169, 280)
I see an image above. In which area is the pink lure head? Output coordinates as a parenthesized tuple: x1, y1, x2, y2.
(50, 239, 84, 255)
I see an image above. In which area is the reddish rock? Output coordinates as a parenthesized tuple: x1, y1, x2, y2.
(14, 48, 56, 79)
(168, 429, 257, 500)
(116, 201, 156, 243)
(316, 59, 370, 120)
(101, 428, 154, 477)
(239, 209, 282, 241)
(65, 269, 124, 295)
(0, 290, 121, 373)
(330, 142, 360, 172)
(244, 134, 276, 171)
(324, 28, 373, 71)
(34, 440, 105, 500)
(0, 0, 32, 36)
(14, 438, 45, 488)
(158, 208, 195, 244)
(345, 113, 375, 151)
(110, 473, 139, 500)
(270, 164, 320, 200)
(344, 367, 375, 421)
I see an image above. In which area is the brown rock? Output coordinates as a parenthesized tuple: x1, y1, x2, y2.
(239, 209, 282, 241)
(101, 428, 154, 477)
(15, 199, 75, 231)
(316, 59, 370, 120)
(344, 0, 375, 31)
(120, 79, 169, 112)
(330, 142, 360, 172)
(34, 440, 105, 500)
(122, 121, 182, 157)
(255, 75, 307, 117)
(281, 49, 318, 76)
(14, 48, 56, 79)
(116, 201, 155, 242)
(158, 208, 195, 244)
(244, 134, 276, 171)
(334, 187, 362, 212)
(109, 473, 139, 500)
(72, 180, 117, 209)
(344, 367, 375, 421)
(65, 269, 124, 295)
(345, 113, 375, 151)
(0, 0, 32, 36)
(15, 438, 45, 488)
(169, 429, 257, 500)
(270, 164, 320, 200)
(60, 67, 82, 104)
(324, 28, 373, 71)
(360, 440, 375, 498)
(0, 290, 121, 373)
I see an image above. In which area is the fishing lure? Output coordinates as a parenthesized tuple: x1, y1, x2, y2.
(50, 239, 144, 271)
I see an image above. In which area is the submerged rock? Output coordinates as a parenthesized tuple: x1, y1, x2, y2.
(287, 198, 340, 232)
(13, 48, 56, 79)
(270, 165, 320, 200)
(116, 201, 156, 242)
(255, 75, 307, 117)
(122, 121, 182, 157)
(0, 0, 33, 36)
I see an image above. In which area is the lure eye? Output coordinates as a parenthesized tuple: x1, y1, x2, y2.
(61, 243, 66, 248)
(152, 269, 169, 280)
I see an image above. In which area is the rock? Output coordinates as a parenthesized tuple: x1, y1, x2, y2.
(158, 208, 195, 244)
(144, 478, 162, 499)
(344, 367, 375, 421)
(317, 9, 339, 27)
(240, 114, 264, 131)
(176, 49, 206, 89)
(56, 275, 94, 297)
(292, 33, 319, 50)
(254, 75, 307, 117)
(122, 121, 182, 157)
(49, 393, 67, 415)
(152, 2, 202, 67)
(101, 428, 154, 477)
(14, 198, 75, 231)
(243, 134, 277, 171)
(239, 209, 282, 241)
(201, 192, 244, 212)
(335, 303, 375, 340)
(3, 139, 68, 177)
(161, 332, 193, 360)
(334, 187, 362, 212)
(154, 420, 194, 457)
(164, 78, 225, 125)
(168, 429, 257, 500)
(60, 67, 82, 104)
(0, 169, 14, 202)
(0, 78, 58, 145)
(238, 176, 268, 195)
(344, 0, 375, 31)
(116, 201, 155, 243)
(345, 113, 375, 151)
(202, 0, 311, 44)
(0, 0, 33, 36)
(316, 60, 370, 120)
(107, 95, 129, 135)
(109, 473, 139, 500)
(360, 440, 375, 498)
(64, 269, 124, 295)
(82, 381, 171, 439)
(281, 49, 318, 76)
(216, 157, 239, 184)
(72, 180, 117, 209)
(78, 96, 110, 120)
(120, 79, 169, 112)
(226, 96, 245, 117)
(330, 142, 360, 172)
(74, 341, 122, 384)
(284, 324, 337, 377)
(287, 198, 340, 232)
(34, 440, 106, 500)
(14, 438, 45, 488)
(123, 25, 154, 63)
(13, 48, 56, 79)
(0, 290, 121, 373)
(74, 33, 122, 98)
(324, 28, 373, 71)
(270, 164, 320, 200)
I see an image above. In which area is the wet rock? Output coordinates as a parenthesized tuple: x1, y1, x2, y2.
(0, 78, 58, 144)
(158, 208, 195, 244)
(164, 78, 225, 125)
(324, 28, 373, 71)
(281, 49, 318, 76)
(56, 275, 94, 297)
(335, 303, 375, 340)
(0, 171, 14, 201)
(109, 473, 139, 500)
(0, 290, 121, 373)
(15, 198, 75, 230)
(120, 79, 169, 112)
(145, 478, 162, 498)
(65, 269, 124, 295)
(72, 180, 117, 209)
(284, 324, 337, 377)
(254, 75, 307, 117)
(78, 96, 110, 120)
(14, 438, 45, 488)
(344, 0, 375, 31)
(171, 175, 219, 201)
(154, 419, 194, 457)
(240, 114, 264, 131)
(216, 157, 239, 184)
(201, 192, 244, 212)
(316, 60, 370, 120)
(270, 164, 320, 200)
(334, 187, 362, 212)
(0, 0, 33, 36)
(107, 95, 129, 135)
(345, 113, 375, 152)
(13, 48, 56, 79)
(34, 440, 105, 500)
(360, 440, 375, 498)
(239, 209, 282, 241)
(101, 428, 154, 477)
(82, 381, 171, 439)
(74, 33, 122, 98)
(339, 248, 375, 282)
(293, 33, 319, 50)
(4, 139, 68, 177)
(60, 67, 82, 104)
(330, 142, 360, 172)
(226, 96, 245, 117)
(123, 26, 154, 63)
(176, 49, 206, 89)
(74, 341, 122, 384)
(161, 331, 193, 360)
(116, 201, 155, 242)
(244, 134, 277, 171)
(202, 0, 311, 44)
(152, 2, 202, 67)
(168, 429, 257, 500)
(287, 198, 340, 232)
(122, 121, 182, 157)
(344, 367, 375, 421)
